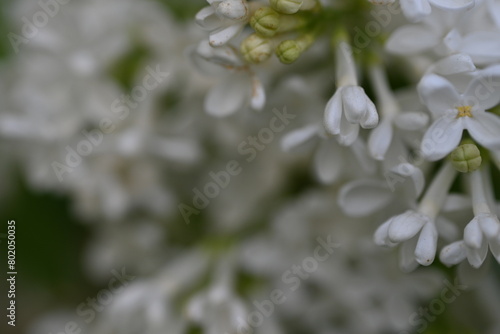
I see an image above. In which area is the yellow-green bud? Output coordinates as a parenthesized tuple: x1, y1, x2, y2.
(276, 40, 301, 64)
(450, 144, 482, 173)
(276, 34, 314, 64)
(250, 7, 280, 37)
(240, 34, 272, 64)
(269, 0, 303, 14)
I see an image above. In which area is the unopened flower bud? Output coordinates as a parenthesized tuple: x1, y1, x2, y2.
(276, 40, 301, 64)
(451, 144, 482, 173)
(276, 34, 314, 64)
(269, 0, 303, 14)
(250, 7, 280, 37)
(240, 34, 272, 64)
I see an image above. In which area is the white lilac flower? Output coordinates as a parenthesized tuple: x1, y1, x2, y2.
(368, 0, 475, 22)
(425, 53, 476, 76)
(282, 123, 376, 184)
(338, 163, 425, 217)
(367, 65, 429, 163)
(191, 40, 266, 116)
(186, 255, 247, 334)
(196, 0, 252, 46)
(323, 37, 379, 146)
(417, 65, 500, 161)
(90, 250, 210, 334)
(386, 4, 500, 64)
(375, 162, 457, 271)
(440, 168, 500, 267)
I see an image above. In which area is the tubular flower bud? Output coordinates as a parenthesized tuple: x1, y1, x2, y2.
(450, 143, 482, 173)
(269, 0, 303, 14)
(240, 34, 272, 64)
(250, 7, 280, 37)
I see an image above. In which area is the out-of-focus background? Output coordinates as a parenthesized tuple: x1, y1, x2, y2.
(0, 1, 206, 333)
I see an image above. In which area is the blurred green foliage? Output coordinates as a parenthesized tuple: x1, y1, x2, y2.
(160, 0, 205, 21)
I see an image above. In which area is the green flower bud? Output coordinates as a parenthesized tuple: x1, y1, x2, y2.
(269, 0, 303, 14)
(240, 34, 272, 64)
(450, 144, 482, 173)
(250, 7, 280, 37)
(276, 34, 314, 64)
(276, 40, 301, 64)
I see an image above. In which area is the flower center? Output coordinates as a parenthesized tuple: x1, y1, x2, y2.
(456, 106, 472, 118)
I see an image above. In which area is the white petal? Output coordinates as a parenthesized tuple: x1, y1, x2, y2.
(399, 237, 420, 272)
(393, 111, 429, 131)
(464, 217, 483, 249)
(415, 222, 438, 265)
(338, 179, 393, 217)
(195, 40, 243, 67)
(342, 86, 367, 124)
(400, 0, 432, 22)
(463, 64, 500, 110)
(250, 76, 265, 110)
(360, 97, 379, 129)
(443, 29, 462, 53)
(431, 53, 476, 76)
(417, 74, 460, 117)
(459, 31, 500, 65)
(429, 0, 474, 10)
(478, 214, 500, 240)
(386, 25, 438, 54)
(209, 23, 244, 46)
(374, 218, 395, 246)
(350, 139, 378, 175)
(195, 6, 220, 30)
(465, 112, 500, 151)
(216, 0, 248, 20)
(324, 89, 343, 135)
(336, 112, 359, 146)
(389, 163, 425, 197)
(205, 75, 249, 117)
(420, 115, 463, 161)
(313, 139, 342, 184)
(466, 239, 489, 268)
(281, 124, 319, 152)
(388, 210, 427, 243)
(488, 0, 500, 28)
(490, 238, 500, 263)
(368, 118, 393, 160)
(440, 241, 467, 266)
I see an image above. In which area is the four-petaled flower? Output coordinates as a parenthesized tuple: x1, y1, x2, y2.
(418, 65, 500, 161)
